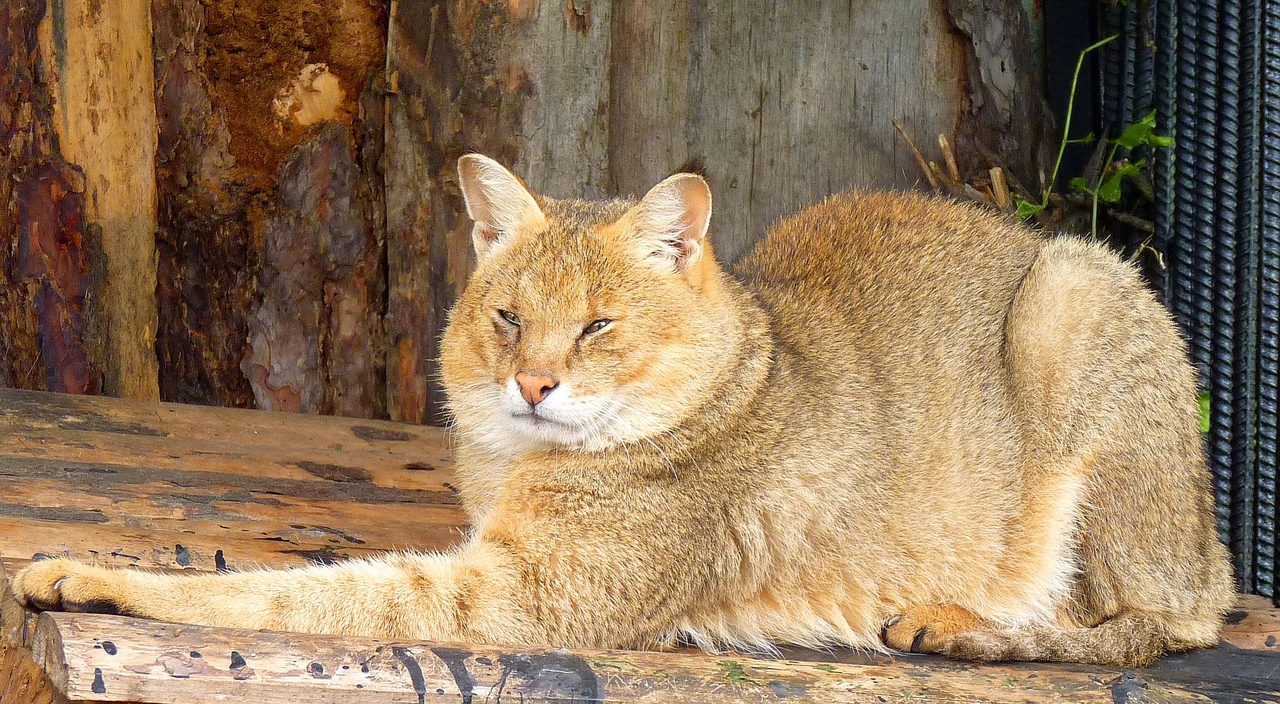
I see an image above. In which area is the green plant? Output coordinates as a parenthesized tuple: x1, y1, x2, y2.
(1069, 110, 1174, 235)
(1013, 34, 1119, 220)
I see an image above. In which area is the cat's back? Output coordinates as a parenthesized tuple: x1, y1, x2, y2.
(732, 191, 1043, 367)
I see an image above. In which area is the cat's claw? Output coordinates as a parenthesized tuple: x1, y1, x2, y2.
(10, 558, 125, 615)
(882, 604, 984, 655)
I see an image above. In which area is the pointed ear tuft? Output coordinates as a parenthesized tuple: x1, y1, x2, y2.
(457, 154, 546, 259)
(628, 173, 713, 272)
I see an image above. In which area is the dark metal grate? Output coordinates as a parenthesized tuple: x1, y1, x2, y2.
(1098, 0, 1280, 601)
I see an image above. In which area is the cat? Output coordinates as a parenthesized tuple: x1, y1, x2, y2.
(12, 153, 1233, 667)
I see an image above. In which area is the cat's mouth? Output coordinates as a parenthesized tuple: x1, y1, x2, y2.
(509, 411, 575, 429)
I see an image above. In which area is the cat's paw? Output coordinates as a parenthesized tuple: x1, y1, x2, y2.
(11, 558, 129, 615)
(883, 604, 984, 654)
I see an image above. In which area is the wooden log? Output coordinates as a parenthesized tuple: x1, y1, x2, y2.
(384, 0, 612, 424)
(35, 0, 161, 400)
(0, 0, 99, 396)
(20, 611, 1269, 704)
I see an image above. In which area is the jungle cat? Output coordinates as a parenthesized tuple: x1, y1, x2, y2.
(13, 154, 1233, 667)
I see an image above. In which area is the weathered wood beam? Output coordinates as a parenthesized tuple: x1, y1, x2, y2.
(21, 611, 1254, 704)
(36, 0, 160, 400)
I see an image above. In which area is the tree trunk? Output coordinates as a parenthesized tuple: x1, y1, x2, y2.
(0, 0, 98, 395)
(151, 0, 387, 416)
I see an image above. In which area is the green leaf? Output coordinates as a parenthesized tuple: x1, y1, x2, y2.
(1197, 391, 1211, 433)
(1115, 113, 1156, 150)
(1115, 111, 1174, 150)
(1098, 162, 1143, 203)
(1012, 195, 1044, 220)
(1068, 176, 1091, 193)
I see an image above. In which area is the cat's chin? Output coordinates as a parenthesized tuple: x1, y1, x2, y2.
(477, 412, 618, 454)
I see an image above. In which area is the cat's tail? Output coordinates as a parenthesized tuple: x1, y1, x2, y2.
(942, 610, 1219, 667)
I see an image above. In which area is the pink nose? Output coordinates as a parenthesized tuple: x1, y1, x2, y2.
(514, 371, 559, 406)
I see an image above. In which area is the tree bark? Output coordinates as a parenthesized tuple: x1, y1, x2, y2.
(0, 0, 98, 395)
(152, 0, 386, 416)
(35, 0, 161, 400)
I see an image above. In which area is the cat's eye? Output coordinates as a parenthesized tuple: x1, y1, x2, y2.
(498, 309, 521, 326)
(583, 319, 612, 335)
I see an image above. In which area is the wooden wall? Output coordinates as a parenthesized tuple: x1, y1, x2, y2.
(0, 0, 1053, 424)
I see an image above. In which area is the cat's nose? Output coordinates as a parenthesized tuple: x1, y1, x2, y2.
(514, 371, 559, 406)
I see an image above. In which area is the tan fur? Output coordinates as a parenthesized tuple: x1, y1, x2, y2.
(12, 156, 1234, 667)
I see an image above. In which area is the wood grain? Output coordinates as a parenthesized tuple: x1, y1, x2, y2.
(37, 0, 161, 400)
(0, 0, 99, 396)
(609, 0, 971, 264)
(22, 611, 1275, 704)
(0, 388, 465, 575)
(383, 0, 613, 424)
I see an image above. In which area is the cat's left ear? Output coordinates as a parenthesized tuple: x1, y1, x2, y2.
(457, 154, 547, 259)
(627, 173, 712, 272)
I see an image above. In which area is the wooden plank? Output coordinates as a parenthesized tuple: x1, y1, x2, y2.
(36, 0, 160, 399)
(384, 0, 612, 424)
(609, 0, 971, 264)
(0, 389, 467, 572)
(0, 388, 451, 468)
(23, 611, 1265, 704)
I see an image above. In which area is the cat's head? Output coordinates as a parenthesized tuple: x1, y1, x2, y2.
(440, 154, 741, 454)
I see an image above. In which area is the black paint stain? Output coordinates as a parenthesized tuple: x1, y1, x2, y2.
(175, 544, 192, 566)
(403, 461, 436, 471)
(215, 549, 229, 572)
(101, 641, 117, 656)
(295, 460, 373, 483)
(189, 651, 202, 659)
(309, 661, 329, 678)
(496, 651, 603, 703)
(352, 425, 415, 442)
(393, 647, 428, 704)
(1268, 636, 1277, 648)
(430, 647, 474, 704)
(230, 652, 247, 670)
(31, 552, 54, 561)
(91, 668, 106, 694)
(1224, 609, 1248, 625)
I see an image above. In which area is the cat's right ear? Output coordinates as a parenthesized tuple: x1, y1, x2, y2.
(457, 154, 546, 259)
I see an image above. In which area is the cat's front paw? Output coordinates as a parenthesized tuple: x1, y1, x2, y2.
(11, 558, 130, 615)
(883, 604, 984, 654)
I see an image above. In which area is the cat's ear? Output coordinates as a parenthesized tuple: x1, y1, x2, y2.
(457, 154, 546, 259)
(628, 172, 713, 272)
